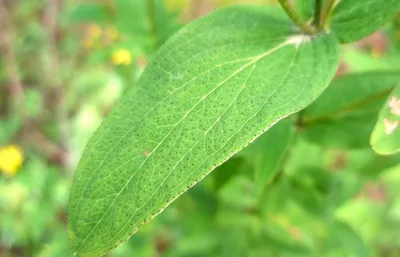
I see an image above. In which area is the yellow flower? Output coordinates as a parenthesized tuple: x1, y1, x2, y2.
(111, 49, 132, 66)
(0, 145, 24, 176)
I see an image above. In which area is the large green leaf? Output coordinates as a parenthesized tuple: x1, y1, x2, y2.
(302, 72, 400, 149)
(328, 0, 400, 43)
(68, 6, 339, 256)
(371, 84, 400, 155)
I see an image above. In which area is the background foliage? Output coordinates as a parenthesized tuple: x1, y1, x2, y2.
(1, 0, 400, 256)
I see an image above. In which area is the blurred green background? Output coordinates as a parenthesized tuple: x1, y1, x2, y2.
(1, 0, 400, 256)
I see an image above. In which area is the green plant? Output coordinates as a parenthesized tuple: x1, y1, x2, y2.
(68, 1, 400, 256)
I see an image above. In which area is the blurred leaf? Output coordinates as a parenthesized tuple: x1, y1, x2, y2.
(371, 84, 400, 155)
(327, 220, 371, 257)
(0, 116, 21, 144)
(154, 0, 182, 45)
(218, 176, 260, 209)
(212, 156, 247, 191)
(187, 183, 218, 214)
(288, 166, 363, 218)
(170, 232, 219, 257)
(329, 0, 400, 43)
(359, 152, 400, 178)
(285, 138, 325, 172)
(115, 0, 148, 37)
(341, 46, 400, 73)
(242, 118, 295, 188)
(288, 176, 327, 218)
(37, 229, 78, 257)
(303, 114, 379, 149)
(68, 3, 111, 24)
(259, 178, 292, 215)
(291, 167, 333, 195)
(68, 6, 339, 255)
(25, 88, 43, 118)
(259, 221, 311, 255)
(335, 198, 387, 243)
(302, 72, 400, 149)
(219, 227, 249, 257)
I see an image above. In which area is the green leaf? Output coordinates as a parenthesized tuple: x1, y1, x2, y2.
(328, 0, 400, 43)
(218, 176, 260, 209)
(371, 84, 400, 155)
(154, 0, 182, 45)
(327, 220, 371, 257)
(259, 222, 311, 255)
(242, 118, 295, 188)
(359, 152, 400, 177)
(212, 156, 247, 191)
(302, 72, 400, 149)
(115, 0, 148, 37)
(291, 167, 333, 195)
(68, 3, 111, 24)
(0, 116, 21, 144)
(68, 6, 339, 256)
(285, 138, 325, 171)
(288, 175, 328, 217)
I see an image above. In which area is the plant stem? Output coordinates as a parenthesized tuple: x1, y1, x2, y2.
(277, 0, 315, 35)
(313, 0, 322, 27)
(319, 0, 336, 29)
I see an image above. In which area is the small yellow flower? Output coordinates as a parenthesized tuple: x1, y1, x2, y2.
(111, 49, 132, 66)
(0, 145, 24, 176)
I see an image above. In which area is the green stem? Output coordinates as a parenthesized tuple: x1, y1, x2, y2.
(319, 0, 336, 29)
(277, 0, 315, 35)
(313, 0, 322, 27)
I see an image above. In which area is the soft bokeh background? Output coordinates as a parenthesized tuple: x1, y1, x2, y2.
(1, 0, 400, 256)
